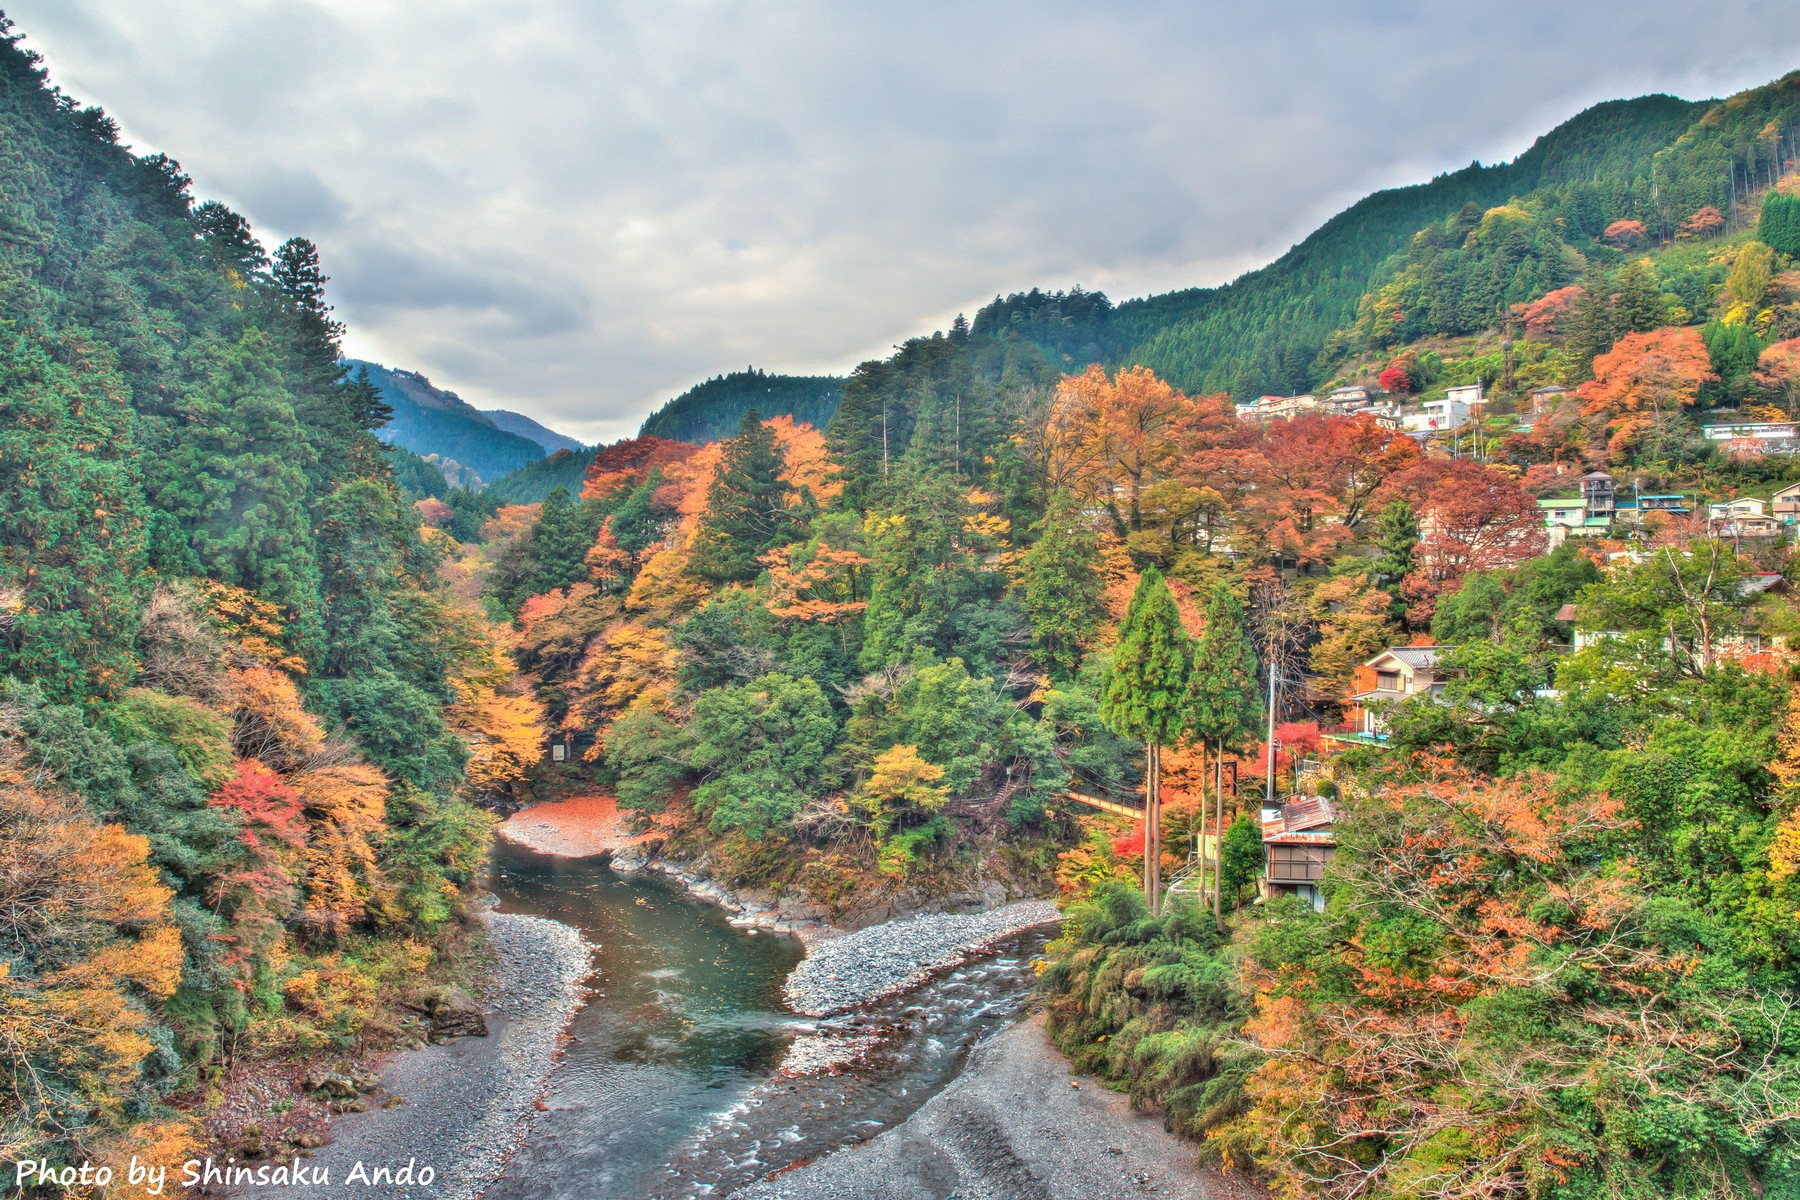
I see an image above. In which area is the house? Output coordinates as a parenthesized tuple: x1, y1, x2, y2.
(1321, 384, 1374, 409)
(1262, 795, 1334, 911)
(1539, 496, 1610, 547)
(1236, 394, 1319, 423)
(1329, 645, 1446, 744)
(1445, 383, 1484, 408)
(1773, 482, 1800, 522)
(1708, 497, 1782, 539)
(1579, 471, 1616, 520)
(1401, 396, 1471, 435)
(1703, 421, 1800, 454)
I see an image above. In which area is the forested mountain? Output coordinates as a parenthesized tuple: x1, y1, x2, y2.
(0, 20, 539, 1177)
(485, 446, 601, 503)
(349, 358, 548, 482)
(638, 367, 845, 442)
(483, 407, 585, 455)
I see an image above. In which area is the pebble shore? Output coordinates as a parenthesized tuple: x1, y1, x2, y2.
(784, 900, 1063, 1017)
(234, 910, 591, 1200)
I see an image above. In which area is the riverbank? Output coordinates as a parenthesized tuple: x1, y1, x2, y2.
(739, 1012, 1264, 1200)
(234, 911, 590, 1200)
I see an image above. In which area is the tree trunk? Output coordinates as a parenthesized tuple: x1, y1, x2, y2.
(1213, 743, 1226, 929)
(1150, 742, 1162, 913)
(1143, 744, 1155, 912)
(1194, 741, 1208, 911)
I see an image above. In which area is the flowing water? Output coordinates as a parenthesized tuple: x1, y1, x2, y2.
(482, 840, 1049, 1199)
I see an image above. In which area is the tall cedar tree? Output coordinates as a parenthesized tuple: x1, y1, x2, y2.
(690, 409, 804, 583)
(1099, 567, 1192, 911)
(1184, 581, 1262, 923)
(1021, 492, 1104, 678)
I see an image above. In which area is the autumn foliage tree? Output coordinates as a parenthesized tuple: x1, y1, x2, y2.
(1576, 325, 1716, 462)
(1392, 458, 1545, 622)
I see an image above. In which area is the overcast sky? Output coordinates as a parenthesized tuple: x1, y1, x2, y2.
(9, 2, 1800, 442)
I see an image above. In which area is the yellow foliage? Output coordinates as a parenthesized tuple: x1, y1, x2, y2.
(626, 546, 711, 615)
(201, 580, 307, 674)
(0, 748, 179, 1161)
(224, 665, 326, 770)
(291, 763, 390, 938)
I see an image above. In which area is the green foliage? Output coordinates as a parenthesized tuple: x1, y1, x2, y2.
(1431, 541, 1600, 649)
(605, 704, 694, 813)
(1040, 882, 1252, 1146)
(639, 367, 844, 443)
(690, 410, 807, 583)
(1021, 492, 1105, 677)
(100, 688, 233, 788)
(1762, 190, 1800, 258)
(688, 672, 836, 835)
(484, 446, 599, 504)
(1100, 567, 1191, 747)
(1217, 813, 1263, 905)
(1185, 581, 1261, 754)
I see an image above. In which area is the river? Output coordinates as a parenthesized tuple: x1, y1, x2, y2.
(481, 839, 1050, 1199)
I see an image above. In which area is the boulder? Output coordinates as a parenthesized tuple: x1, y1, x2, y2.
(416, 985, 489, 1040)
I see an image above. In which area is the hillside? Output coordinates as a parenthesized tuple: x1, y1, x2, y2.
(486, 446, 601, 503)
(1105, 93, 1712, 395)
(484, 407, 585, 455)
(638, 367, 845, 442)
(349, 358, 548, 482)
(0, 18, 531, 1183)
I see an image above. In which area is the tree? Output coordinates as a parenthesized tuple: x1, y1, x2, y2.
(1021, 493, 1105, 677)
(1761, 190, 1800, 257)
(1601, 218, 1648, 248)
(853, 744, 951, 876)
(688, 673, 836, 835)
(1754, 337, 1800, 415)
(689, 410, 805, 583)
(1099, 567, 1193, 911)
(1184, 581, 1262, 923)
(1577, 326, 1715, 462)
(1393, 459, 1544, 623)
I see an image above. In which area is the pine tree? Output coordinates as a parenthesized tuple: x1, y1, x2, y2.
(1099, 567, 1193, 911)
(1371, 498, 1418, 623)
(1185, 581, 1262, 924)
(1021, 492, 1104, 678)
(690, 410, 804, 583)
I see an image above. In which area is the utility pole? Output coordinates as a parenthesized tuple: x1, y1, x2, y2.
(1264, 665, 1279, 814)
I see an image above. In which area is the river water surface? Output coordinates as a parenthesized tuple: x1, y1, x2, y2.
(482, 839, 1048, 1199)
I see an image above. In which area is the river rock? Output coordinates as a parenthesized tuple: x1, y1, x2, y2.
(418, 985, 490, 1040)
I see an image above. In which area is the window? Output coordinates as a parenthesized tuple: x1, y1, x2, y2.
(1376, 670, 1400, 692)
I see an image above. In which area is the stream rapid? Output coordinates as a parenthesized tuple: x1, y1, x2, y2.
(482, 839, 1050, 1199)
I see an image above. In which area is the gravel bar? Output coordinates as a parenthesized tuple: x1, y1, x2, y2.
(739, 1012, 1264, 1200)
(784, 900, 1061, 1017)
(234, 910, 591, 1200)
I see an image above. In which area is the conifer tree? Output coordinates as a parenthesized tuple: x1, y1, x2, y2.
(1021, 492, 1104, 678)
(690, 409, 804, 583)
(1099, 567, 1192, 911)
(1185, 581, 1262, 924)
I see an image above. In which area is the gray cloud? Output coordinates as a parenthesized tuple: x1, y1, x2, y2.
(10, 0, 1800, 442)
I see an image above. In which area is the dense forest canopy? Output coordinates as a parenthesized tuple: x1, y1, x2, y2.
(9, 12, 1800, 1195)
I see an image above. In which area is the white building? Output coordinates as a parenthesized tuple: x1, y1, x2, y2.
(1401, 397, 1471, 434)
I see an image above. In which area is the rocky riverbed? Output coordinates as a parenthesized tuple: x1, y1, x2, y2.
(233, 910, 590, 1200)
(784, 901, 1063, 1016)
(740, 1012, 1264, 1200)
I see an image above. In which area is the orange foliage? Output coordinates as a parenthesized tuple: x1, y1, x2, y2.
(1390, 458, 1546, 621)
(625, 546, 712, 615)
(565, 620, 678, 747)
(224, 664, 326, 770)
(0, 746, 181, 1159)
(579, 434, 700, 501)
(201, 580, 307, 674)
(291, 763, 390, 939)
(1577, 326, 1715, 461)
(413, 496, 453, 527)
(767, 414, 841, 507)
(480, 503, 540, 543)
(1514, 284, 1584, 337)
(760, 542, 870, 621)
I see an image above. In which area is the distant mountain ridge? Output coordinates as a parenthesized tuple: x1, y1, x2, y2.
(483, 408, 585, 455)
(638, 367, 844, 442)
(347, 358, 581, 483)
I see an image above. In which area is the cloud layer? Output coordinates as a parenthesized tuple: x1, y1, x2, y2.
(11, 1, 1800, 441)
